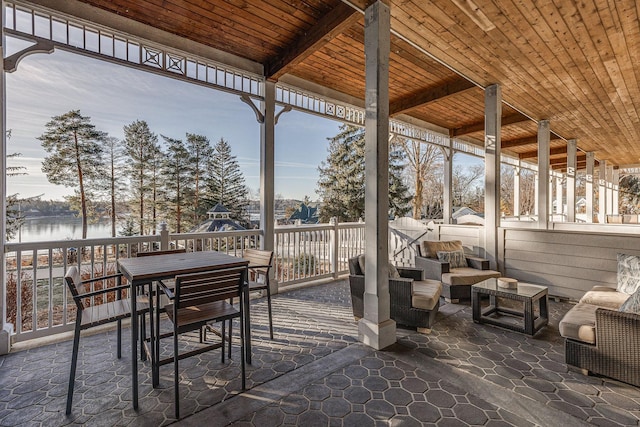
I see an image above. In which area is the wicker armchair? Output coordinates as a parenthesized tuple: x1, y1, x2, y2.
(415, 240, 500, 302)
(348, 256, 441, 332)
(564, 308, 640, 387)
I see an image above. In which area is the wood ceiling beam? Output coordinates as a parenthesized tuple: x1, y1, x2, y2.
(501, 134, 561, 149)
(264, 3, 360, 81)
(520, 146, 568, 159)
(389, 79, 475, 116)
(451, 113, 529, 136)
(550, 154, 586, 165)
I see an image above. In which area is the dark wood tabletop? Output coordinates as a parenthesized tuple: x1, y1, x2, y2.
(118, 250, 248, 284)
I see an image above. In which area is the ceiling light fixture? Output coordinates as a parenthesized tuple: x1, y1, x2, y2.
(451, 0, 496, 32)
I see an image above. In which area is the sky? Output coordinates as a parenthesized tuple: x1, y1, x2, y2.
(6, 45, 342, 202)
(5, 39, 482, 204)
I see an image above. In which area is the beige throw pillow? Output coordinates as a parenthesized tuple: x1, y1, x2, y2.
(421, 240, 464, 259)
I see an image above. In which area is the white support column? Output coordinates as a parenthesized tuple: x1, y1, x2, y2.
(598, 160, 607, 224)
(359, 0, 395, 350)
(260, 82, 275, 253)
(0, 4, 11, 355)
(566, 139, 576, 222)
(442, 140, 453, 224)
(534, 174, 539, 216)
(613, 168, 619, 215)
(585, 152, 595, 223)
(555, 173, 563, 220)
(606, 164, 614, 215)
(484, 84, 501, 269)
(513, 164, 520, 218)
(537, 120, 550, 229)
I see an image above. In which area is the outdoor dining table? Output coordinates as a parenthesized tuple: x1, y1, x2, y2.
(117, 250, 250, 410)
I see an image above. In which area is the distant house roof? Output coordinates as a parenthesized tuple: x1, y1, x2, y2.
(288, 203, 319, 224)
(452, 206, 476, 219)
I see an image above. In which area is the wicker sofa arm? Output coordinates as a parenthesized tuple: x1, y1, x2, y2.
(389, 277, 413, 305)
(397, 267, 423, 281)
(415, 256, 448, 280)
(466, 256, 490, 270)
(595, 308, 640, 347)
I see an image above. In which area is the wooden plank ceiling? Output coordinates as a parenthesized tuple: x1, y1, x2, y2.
(75, 0, 640, 170)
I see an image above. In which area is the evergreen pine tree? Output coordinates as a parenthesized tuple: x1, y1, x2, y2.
(162, 136, 192, 233)
(205, 138, 248, 221)
(185, 133, 213, 225)
(39, 110, 106, 239)
(122, 120, 158, 235)
(317, 125, 411, 222)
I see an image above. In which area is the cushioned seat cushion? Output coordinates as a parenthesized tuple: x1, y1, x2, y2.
(441, 268, 501, 286)
(559, 303, 599, 344)
(579, 288, 629, 310)
(411, 279, 442, 310)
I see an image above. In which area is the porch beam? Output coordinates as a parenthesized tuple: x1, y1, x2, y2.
(452, 112, 527, 137)
(265, 2, 360, 81)
(260, 82, 276, 257)
(566, 139, 576, 222)
(389, 79, 475, 116)
(519, 145, 567, 160)
(612, 168, 620, 215)
(513, 164, 520, 218)
(0, 2, 10, 355)
(359, 0, 395, 350)
(484, 84, 501, 269)
(501, 134, 561, 149)
(537, 120, 550, 229)
(598, 160, 607, 223)
(585, 152, 595, 223)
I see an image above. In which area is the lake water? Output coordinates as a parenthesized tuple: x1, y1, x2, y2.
(9, 217, 114, 243)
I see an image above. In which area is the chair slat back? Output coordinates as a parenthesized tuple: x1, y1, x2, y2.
(243, 249, 273, 276)
(137, 248, 187, 257)
(64, 266, 85, 310)
(173, 266, 245, 309)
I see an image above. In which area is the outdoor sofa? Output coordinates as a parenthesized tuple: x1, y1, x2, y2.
(559, 253, 640, 387)
(415, 240, 500, 302)
(348, 255, 441, 333)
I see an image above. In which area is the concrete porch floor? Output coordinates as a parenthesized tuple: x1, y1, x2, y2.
(1, 279, 639, 426)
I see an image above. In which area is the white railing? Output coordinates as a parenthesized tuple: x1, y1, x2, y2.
(4, 223, 367, 342)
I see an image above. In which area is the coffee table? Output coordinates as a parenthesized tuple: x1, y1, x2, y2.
(472, 278, 549, 336)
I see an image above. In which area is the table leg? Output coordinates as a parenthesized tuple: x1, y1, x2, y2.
(131, 283, 138, 410)
(524, 298, 534, 335)
(472, 290, 480, 322)
(243, 278, 252, 364)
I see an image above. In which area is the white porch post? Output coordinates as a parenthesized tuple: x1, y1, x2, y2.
(555, 173, 563, 220)
(484, 84, 501, 269)
(537, 120, 550, 229)
(442, 139, 453, 224)
(598, 160, 607, 224)
(612, 168, 619, 215)
(260, 82, 275, 253)
(534, 174, 539, 216)
(0, 3, 11, 355)
(566, 139, 576, 222)
(606, 164, 614, 215)
(359, 0, 395, 350)
(513, 164, 520, 218)
(586, 152, 595, 223)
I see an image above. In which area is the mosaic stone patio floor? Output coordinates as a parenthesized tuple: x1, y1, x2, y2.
(1, 279, 639, 426)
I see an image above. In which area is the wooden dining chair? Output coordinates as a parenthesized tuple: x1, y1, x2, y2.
(137, 248, 186, 386)
(156, 266, 247, 419)
(243, 249, 275, 339)
(64, 266, 149, 415)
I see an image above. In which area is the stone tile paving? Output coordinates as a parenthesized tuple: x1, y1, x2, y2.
(232, 347, 535, 426)
(399, 300, 640, 426)
(0, 280, 357, 426)
(1, 279, 640, 426)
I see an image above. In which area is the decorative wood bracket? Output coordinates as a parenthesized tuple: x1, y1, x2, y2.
(4, 39, 55, 73)
(275, 105, 292, 125)
(439, 145, 452, 162)
(239, 95, 264, 123)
